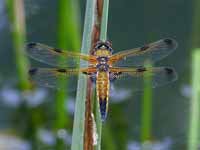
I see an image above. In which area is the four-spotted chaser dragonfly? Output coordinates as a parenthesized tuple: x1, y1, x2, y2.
(27, 39, 178, 121)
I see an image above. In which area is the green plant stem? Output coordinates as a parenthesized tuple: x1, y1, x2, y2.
(57, 0, 81, 50)
(188, 49, 200, 150)
(187, 0, 200, 149)
(71, 0, 96, 150)
(140, 63, 153, 142)
(56, 0, 80, 129)
(6, 0, 30, 90)
(56, 1, 80, 149)
(100, 0, 109, 41)
(6, 1, 40, 149)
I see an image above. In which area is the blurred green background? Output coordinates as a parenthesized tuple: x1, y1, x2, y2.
(0, 0, 197, 150)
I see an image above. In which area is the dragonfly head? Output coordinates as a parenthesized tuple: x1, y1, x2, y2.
(94, 41, 113, 53)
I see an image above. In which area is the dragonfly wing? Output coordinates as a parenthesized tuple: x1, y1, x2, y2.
(29, 67, 97, 91)
(109, 39, 177, 67)
(26, 43, 95, 67)
(109, 66, 178, 92)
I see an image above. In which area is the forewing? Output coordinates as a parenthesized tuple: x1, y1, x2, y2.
(26, 43, 95, 67)
(110, 39, 177, 67)
(109, 67, 178, 92)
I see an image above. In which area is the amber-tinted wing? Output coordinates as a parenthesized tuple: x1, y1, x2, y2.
(109, 66, 177, 92)
(109, 39, 177, 67)
(29, 67, 97, 90)
(26, 43, 96, 67)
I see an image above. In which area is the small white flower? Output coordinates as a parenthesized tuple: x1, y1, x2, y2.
(23, 88, 48, 107)
(180, 84, 192, 98)
(0, 134, 31, 150)
(57, 129, 72, 144)
(37, 128, 56, 145)
(0, 87, 21, 107)
(127, 138, 172, 150)
(66, 98, 75, 115)
(110, 85, 131, 103)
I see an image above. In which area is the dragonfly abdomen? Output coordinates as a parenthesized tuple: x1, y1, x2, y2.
(96, 71, 110, 121)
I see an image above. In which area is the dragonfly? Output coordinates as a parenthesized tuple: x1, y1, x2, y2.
(27, 38, 178, 121)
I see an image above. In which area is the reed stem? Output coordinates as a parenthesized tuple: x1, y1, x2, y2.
(187, 0, 200, 149)
(95, 0, 110, 149)
(100, 0, 109, 41)
(6, 0, 30, 90)
(56, 1, 80, 149)
(188, 49, 200, 150)
(141, 63, 153, 142)
(71, 0, 96, 149)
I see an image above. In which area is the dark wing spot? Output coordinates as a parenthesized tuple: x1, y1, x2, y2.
(29, 68, 38, 75)
(27, 42, 37, 49)
(163, 38, 178, 49)
(164, 67, 174, 74)
(164, 39, 173, 45)
(54, 48, 62, 53)
(140, 45, 149, 51)
(57, 69, 66, 73)
(137, 67, 146, 72)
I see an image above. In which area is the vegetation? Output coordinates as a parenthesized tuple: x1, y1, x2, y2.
(1, 0, 200, 150)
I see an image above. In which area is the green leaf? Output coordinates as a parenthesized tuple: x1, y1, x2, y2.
(71, 0, 97, 150)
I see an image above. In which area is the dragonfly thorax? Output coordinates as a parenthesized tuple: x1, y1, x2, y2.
(97, 56, 108, 64)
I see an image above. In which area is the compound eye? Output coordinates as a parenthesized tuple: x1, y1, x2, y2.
(95, 41, 103, 49)
(105, 41, 112, 47)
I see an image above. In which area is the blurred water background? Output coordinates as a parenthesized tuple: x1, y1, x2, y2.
(0, 0, 197, 150)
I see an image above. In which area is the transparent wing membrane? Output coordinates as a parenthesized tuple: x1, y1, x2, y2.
(26, 43, 96, 67)
(28, 68, 95, 91)
(110, 39, 177, 67)
(110, 66, 178, 92)
(27, 39, 178, 101)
